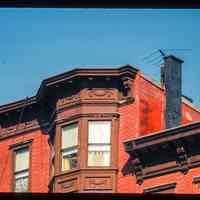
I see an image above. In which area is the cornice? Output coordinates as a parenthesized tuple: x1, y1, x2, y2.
(124, 121, 200, 152)
(144, 182, 176, 193)
(39, 65, 138, 87)
(0, 120, 49, 140)
(37, 65, 138, 99)
(0, 96, 36, 114)
(0, 65, 138, 115)
(123, 121, 200, 184)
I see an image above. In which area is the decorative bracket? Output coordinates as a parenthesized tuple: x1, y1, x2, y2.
(121, 76, 134, 98)
(175, 142, 189, 174)
(131, 156, 143, 185)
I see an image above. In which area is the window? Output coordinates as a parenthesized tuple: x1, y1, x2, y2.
(61, 123, 78, 171)
(88, 121, 111, 167)
(14, 147, 30, 192)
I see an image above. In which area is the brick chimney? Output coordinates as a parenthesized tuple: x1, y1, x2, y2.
(162, 55, 184, 129)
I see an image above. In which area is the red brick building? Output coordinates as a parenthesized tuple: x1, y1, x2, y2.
(0, 55, 200, 193)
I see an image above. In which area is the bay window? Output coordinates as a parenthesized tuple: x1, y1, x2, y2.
(61, 123, 78, 171)
(14, 147, 30, 192)
(88, 121, 111, 167)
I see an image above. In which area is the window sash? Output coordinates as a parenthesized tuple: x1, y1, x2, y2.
(88, 121, 111, 144)
(62, 147, 78, 171)
(14, 169, 29, 192)
(14, 175, 29, 192)
(88, 144, 110, 167)
(15, 148, 29, 173)
(87, 121, 111, 167)
(62, 124, 78, 149)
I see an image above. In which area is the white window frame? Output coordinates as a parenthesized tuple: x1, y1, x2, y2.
(87, 120, 111, 167)
(61, 123, 79, 171)
(14, 147, 30, 192)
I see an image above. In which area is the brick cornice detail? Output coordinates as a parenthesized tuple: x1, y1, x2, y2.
(0, 120, 49, 140)
(144, 182, 176, 193)
(175, 143, 189, 174)
(123, 122, 200, 183)
(131, 157, 143, 185)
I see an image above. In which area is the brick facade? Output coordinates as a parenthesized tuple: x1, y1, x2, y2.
(0, 64, 200, 193)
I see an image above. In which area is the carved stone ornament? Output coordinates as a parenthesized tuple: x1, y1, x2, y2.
(88, 178, 107, 189)
(131, 157, 143, 185)
(123, 78, 133, 90)
(56, 89, 118, 110)
(82, 88, 118, 100)
(176, 144, 189, 174)
(0, 119, 39, 135)
(61, 178, 78, 192)
(84, 177, 112, 190)
(56, 94, 80, 108)
(121, 77, 134, 98)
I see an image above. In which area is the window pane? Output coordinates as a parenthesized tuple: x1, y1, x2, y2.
(88, 145, 110, 166)
(88, 121, 111, 144)
(62, 124, 78, 149)
(88, 144, 110, 151)
(15, 172, 29, 192)
(62, 148, 78, 171)
(15, 148, 29, 172)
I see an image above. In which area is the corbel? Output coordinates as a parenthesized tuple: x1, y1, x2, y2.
(121, 76, 134, 98)
(131, 153, 143, 185)
(174, 141, 189, 174)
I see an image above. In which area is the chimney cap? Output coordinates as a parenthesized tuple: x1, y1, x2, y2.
(164, 55, 184, 63)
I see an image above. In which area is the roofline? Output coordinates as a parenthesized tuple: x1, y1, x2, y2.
(124, 120, 200, 143)
(0, 65, 139, 115)
(140, 72, 200, 113)
(0, 96, 37, 114)
(124, 120, 200, 151)
(37, 65, 139, 97)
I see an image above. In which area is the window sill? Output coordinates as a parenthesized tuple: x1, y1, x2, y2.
(54, 167, 118, 178)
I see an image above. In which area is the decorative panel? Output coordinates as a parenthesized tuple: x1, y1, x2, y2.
(80, 89, 118, 101)
(60, 178, 78, 193)
(84, 176, 113, 191)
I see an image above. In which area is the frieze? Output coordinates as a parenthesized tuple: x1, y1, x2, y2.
(56, 94, 80, 109)
(0, 120, 43, 139)
(0, 120, 39, 134)
(56, 89, 118, 110)
(82, 88, 118, 100)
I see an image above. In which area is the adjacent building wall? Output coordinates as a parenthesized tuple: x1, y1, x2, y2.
(0, 130, 50, 192)
(117, 72, 200, 193)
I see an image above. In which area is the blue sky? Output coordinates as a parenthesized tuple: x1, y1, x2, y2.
(0, 9, 200, 106)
